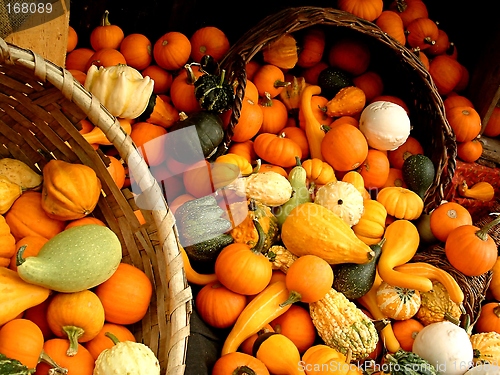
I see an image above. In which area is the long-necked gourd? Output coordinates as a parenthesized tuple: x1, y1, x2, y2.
(16, 224, 122, 293)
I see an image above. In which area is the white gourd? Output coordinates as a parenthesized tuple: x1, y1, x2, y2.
(359, 101, 411, 151)
(314, 181, 364, 226)
(412, 321, 474, 375)
(93, 338, 160, 375)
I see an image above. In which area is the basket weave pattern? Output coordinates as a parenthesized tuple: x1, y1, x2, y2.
(219, 6, 456, 213)
(0, 37, 191, 375)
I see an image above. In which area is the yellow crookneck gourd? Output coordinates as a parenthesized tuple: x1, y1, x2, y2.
(458, 181, 495, 202)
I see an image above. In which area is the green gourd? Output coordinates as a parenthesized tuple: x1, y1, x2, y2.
(16, 224, 122, 293)
(275, 157, 312, 227)
(175, 195, 233, 263)
(402, 154, 435, 200)
(332, 239, 384, 300)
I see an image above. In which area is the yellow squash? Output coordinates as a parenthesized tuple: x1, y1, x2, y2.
(281, 202, 374, 264)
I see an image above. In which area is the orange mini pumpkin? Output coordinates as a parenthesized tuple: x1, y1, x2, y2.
(253, 132, 302, 168)
(41, 160, 102, 221)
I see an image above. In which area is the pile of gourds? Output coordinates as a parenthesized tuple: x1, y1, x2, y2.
(3, 0, 500, 374)
(0, 159, 160, 375)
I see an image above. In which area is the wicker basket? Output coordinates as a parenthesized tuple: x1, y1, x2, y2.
(218, 6, 456, 213)
(0, 38, 192, 374)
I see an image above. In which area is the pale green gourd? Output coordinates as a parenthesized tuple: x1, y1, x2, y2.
(16, 224, 122, 293)
(275, 156, 312, 227)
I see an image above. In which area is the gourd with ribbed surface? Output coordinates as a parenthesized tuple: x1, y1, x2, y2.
(470, 331, 500, 365)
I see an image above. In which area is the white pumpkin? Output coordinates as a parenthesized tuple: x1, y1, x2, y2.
(412, 321, 474, 375)
(314, 181, 364, 226)
(358, 101, 411, 151)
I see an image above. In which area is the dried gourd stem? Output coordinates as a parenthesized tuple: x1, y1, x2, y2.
(39, 350, 68, 375)
(475, 214, 500, 241)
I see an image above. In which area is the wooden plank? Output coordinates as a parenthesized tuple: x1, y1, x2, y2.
(3, 0, 69, 67)
(467, 28, 500, 132)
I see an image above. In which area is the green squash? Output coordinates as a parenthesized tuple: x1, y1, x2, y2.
(175, 195, 233, 263)
(16, 224, 122, 293)
(383, 350, 438, 375)
(402, 154, 435, 199)
(166, 111, 225, 164)
(317, 66, 353, 99)
(332, 239, 384, 300)
(194, 69, 234, 113)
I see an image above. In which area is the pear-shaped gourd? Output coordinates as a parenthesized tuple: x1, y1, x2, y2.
(402, 154, 435, 199)
(0, 175, 22, 214)
(275, 157, 312, 226)
(0, 158, 43, 190)
(16, 224, 122, 293)
(332, 239, 385, 300)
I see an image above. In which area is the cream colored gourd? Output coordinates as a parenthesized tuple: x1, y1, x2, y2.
(0, 158, 43, 190)
(314, 181, 364, 226)
(359, 101, 411, 151)
(0, 176, 22, 214)
(412, 321, 473, 375)
(93, 333, 160, 375)
(84, 64, 154, 119)
(229, 171, 293, 207)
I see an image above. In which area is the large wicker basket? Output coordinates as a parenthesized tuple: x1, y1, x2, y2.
(0, 37, 192, 374)
(219, 6, 456, 213)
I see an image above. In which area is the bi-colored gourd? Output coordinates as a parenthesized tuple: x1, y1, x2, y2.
(415, 281, 462, 326)
(194, 69, 234, 113)
(41, 159, 102, 221)
(229, 171, 293, 207)
(93, 332, 160, 375)
(0, 267, 50, 326)
(275, 157, 312, 227)
(383, 350, 438, 375)
(310, 288, 379, 360)
(470, 331, 500, 365)
(229, 198, 279, 253)
(16, 224, 122, 293)
(357, 271, 402, 353)
(221, 280, 291, 355)
(376, 281, 421, 320)
(0, 176, 22, 214)
(0, 158, 42, 190)
(281, 202, 374, 264)
(378, 220, 433, 291)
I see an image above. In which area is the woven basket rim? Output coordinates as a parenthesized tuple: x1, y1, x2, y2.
(0, 37, 192, 374)
(218, 6, 457, 213)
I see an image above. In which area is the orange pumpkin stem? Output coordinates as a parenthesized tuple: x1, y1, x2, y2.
(63, 326, 85, 357)
(280, 290, 302, 307)
(476, 214, 500, 241)
(493, 304, 500, 319)
(39, 349, 69, 374)
(101, 10, 111, 26)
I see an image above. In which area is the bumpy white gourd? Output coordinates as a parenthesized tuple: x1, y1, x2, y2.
(412, 321, 474, 375)
(314, 181, 364, 226)
(93, 336, 160, 375)
(358, 101, 411, 151)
